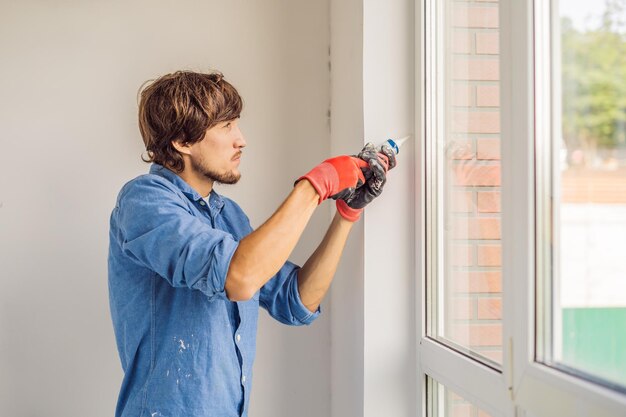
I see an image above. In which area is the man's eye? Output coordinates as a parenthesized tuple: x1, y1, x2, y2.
(224, 122, 231, 128)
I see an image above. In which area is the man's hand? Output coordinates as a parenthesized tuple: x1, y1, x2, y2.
(296, 155, 367, 204)
(349, 142, 397, 208)
(335, 142, 397, 222)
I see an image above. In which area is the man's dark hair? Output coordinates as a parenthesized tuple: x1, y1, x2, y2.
(138, 70, 243, 172)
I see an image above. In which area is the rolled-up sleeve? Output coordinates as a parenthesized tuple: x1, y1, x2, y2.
(259, 260, 321, 326)
(114, 178, 237, 301)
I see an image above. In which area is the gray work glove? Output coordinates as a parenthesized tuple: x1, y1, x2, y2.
(343, 142, 397, 210)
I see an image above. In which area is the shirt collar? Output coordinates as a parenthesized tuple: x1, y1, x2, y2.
(149, 164, 225, 211)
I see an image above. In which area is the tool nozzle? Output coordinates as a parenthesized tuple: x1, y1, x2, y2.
(384, 135, 411, 154)
(395, 136, 410, 148)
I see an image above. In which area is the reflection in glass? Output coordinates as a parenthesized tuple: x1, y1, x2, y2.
(427, 376, 494, 417)
(428, 0, 502, 366)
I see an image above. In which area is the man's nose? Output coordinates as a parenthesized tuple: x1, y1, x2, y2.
(235, 127, 246, 148)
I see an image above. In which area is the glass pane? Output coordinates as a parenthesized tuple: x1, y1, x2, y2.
(426, 375, 495, 417)
(538, 0, 626, 390)
(427, 0, 502, 366)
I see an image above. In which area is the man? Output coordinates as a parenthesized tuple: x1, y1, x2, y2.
(108, 70, 395, 417)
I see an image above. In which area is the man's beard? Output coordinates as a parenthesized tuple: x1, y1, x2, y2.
(191, 156, 241, 185)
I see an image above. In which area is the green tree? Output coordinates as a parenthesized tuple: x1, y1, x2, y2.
(561, 0, 626, 159)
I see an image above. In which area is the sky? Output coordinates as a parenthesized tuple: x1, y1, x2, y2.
(561, 0, 602, 31)
(561, 0, 625, 31)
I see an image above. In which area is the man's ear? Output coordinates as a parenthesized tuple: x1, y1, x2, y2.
(172, 139, 192, 156)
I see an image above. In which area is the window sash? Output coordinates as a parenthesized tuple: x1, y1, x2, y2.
(512, 0, 626, 415)
(418, 0, 626, 416)
(420, 0, 511, 415)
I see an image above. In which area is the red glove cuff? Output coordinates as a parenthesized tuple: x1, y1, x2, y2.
(336, 199, 362, 222)
(297, 161, 340, 204)
(297, 156, 368, 205)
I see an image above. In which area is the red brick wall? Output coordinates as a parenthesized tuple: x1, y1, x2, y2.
(446, 385, 494, 417)
(444, 0, 502, 365)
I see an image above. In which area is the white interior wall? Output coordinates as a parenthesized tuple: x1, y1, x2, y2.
(330, 0, 417, 415)
(362, 1, 416, 415)
(0, 1, 331, 416)
(328, 0, 366, 416)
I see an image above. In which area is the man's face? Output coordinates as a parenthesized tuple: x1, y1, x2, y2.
(186, 118, 246, 185)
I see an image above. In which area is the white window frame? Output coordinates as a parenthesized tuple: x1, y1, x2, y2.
(416, 0, 626, 416)
(509, 1, 626, 416)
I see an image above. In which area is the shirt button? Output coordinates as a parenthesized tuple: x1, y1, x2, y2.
(236, 334, 241, 342)
(199, 201, 206, 206)
(241, 375, 246, 384)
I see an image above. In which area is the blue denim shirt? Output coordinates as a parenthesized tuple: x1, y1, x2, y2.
(108, 164, 320, 417)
